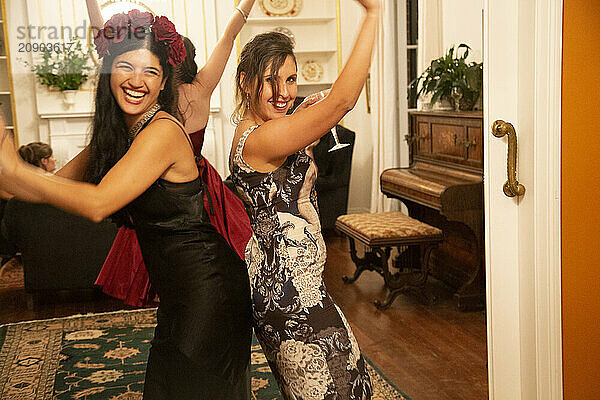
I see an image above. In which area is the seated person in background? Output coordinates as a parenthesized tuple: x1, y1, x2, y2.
(0, 142, 56, 264)
(0, 142, 56, 200)
(17, 142, 56, 173)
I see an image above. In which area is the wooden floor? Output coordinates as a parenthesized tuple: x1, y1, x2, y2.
(0, 233, 488, 400)
(323, 233, 488, 400)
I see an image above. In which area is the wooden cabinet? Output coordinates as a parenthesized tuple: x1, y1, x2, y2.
(0, 0, 18, 141)
(238, 0, 341, 98)
(410, 111, 483, 170)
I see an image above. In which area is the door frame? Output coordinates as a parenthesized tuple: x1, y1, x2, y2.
(484, 0, 563, 398)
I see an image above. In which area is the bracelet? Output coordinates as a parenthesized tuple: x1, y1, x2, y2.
(236, 6, 249, 22)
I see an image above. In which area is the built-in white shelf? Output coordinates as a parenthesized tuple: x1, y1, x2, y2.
(295, 50, 337, 55)
(298, 81, 332, 86)
(248, 16, 336, 23)
(6, 126, 14, 130)
(0, 56, 7, 60)
(0, 91, 10, 95)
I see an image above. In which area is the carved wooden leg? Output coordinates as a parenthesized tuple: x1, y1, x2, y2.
(372, 247, 405, 310)
(454, 259, 486, 311)
(411, 244, 437, 305)
(374, 243, 439, 310)
(342, 238, 384, 284)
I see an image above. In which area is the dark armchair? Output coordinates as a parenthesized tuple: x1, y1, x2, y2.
(313, 125, 356, 230)
(1, 199, 118, 292)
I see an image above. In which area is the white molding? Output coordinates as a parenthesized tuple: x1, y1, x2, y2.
(247, 17, 336, 23)
(40, 113, 93, 119)
(485, 0, 564, 398)
(533, 0, 563, 398)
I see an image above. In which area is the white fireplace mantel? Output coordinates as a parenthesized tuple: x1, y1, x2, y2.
(40, 113, 93, 169)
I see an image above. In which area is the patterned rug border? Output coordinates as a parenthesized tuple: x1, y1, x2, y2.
(0, 308, 154, 330)
(363, 354, 412, 400)
(0, 308, 154, 351)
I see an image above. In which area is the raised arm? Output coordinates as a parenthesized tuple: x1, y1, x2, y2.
(247, 0, 380, 162)
(86, 0, 104, 38)
(0, 116, 194, 223)
(193, 0, 255, 96)
(55, 146, 90, 181)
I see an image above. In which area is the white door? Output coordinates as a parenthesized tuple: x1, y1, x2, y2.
(485, 0, 563, 399)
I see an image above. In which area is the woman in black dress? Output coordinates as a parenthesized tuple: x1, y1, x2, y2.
(0, 11, 251, 399)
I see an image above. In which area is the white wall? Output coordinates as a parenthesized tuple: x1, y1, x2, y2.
(339, 2, 374, 214)
(440, 0, 483, 62)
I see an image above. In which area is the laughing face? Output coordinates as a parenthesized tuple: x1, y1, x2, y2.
(110, 48, 165, 126)
(254, 55, 298, 122)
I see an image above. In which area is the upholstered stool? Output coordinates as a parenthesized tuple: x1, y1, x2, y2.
(335, 211, 443, 310)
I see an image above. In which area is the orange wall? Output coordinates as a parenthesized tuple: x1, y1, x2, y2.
(562, 1, 600, 398)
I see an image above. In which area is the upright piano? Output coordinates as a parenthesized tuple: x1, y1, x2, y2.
(381, 110, 484, 310)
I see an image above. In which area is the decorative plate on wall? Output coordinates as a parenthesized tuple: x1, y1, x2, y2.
(273, 27, 296, 45)
(301, 60, 324, 82)
(258, 0, 302, 17)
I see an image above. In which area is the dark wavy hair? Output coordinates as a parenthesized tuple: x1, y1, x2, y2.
(233, 31, 296, 124)
(174, 37, 198, 124)
(18, 142, 53, 168)
(178, 37, 197, 84)
(83, 29, 178, 225)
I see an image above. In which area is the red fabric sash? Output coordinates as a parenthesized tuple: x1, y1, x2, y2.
(95, 130, 251, 306)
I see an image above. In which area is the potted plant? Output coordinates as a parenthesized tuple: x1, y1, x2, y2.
(410, 44, 483, 111)
(27, 40, 93, 107)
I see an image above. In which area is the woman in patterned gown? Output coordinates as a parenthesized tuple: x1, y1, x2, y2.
(64, 0, 257, 306)
(0, 11, 251, 398)
(229, 0, 380, 398)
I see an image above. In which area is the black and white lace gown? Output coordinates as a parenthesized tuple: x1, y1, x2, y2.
(230, 125, 372, 400)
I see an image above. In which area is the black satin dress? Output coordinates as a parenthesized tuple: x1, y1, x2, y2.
(126, 118, 252, 399)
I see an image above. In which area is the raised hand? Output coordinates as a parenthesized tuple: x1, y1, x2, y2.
(293, 89, 330, 113)
(355, 0, 381, 12)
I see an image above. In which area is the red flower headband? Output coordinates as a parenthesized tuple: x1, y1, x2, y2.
(94, 10, 186, 67)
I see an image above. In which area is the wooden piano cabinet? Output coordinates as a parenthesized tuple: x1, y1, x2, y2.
(382, 111, 485, 311)
(411, 111, 484, 170)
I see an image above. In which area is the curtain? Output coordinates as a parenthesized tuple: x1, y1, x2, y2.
(369, 0, 408, 213)
(417, 0, 444, 76)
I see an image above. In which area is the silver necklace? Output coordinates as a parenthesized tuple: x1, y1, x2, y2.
(128, 103, 161, 145)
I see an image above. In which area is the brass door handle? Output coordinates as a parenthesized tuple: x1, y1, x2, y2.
(492, 120, 526, 197)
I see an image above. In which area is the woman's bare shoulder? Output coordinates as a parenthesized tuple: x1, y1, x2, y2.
(135, 112, 186, 144)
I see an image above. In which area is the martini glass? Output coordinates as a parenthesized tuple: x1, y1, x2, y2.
(298, 89, 350, 152)
(328, 127, 351, 152)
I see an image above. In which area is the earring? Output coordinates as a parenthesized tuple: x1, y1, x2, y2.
(245, 93, 251, 109)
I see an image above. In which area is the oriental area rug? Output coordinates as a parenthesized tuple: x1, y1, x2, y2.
(0, 308, 410, 400)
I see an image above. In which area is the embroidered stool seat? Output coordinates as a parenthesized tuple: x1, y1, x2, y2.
(336, 212, 443, 310)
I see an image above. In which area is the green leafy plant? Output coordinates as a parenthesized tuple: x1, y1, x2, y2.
(27, 40, 93, 91)
(410, 44, 483, 111)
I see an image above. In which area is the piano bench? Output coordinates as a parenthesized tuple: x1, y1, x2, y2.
(335, 211, 443, 310)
